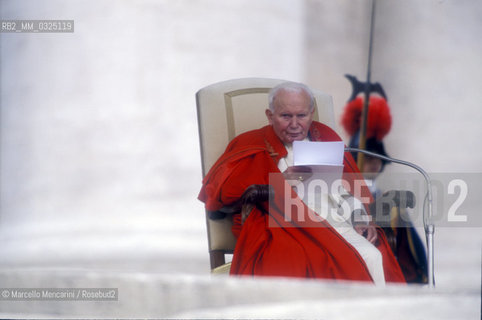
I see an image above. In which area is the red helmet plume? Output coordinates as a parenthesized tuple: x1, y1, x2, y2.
(341, 96, 392, 141)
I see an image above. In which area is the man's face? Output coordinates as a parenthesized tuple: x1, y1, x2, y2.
(361, 156, 383, 180)
(266, 89, 314, 144)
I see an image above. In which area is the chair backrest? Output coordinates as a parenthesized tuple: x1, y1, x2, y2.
(196, 78, 336, 270)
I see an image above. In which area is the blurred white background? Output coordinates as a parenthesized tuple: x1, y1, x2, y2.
(0, 0, 481, 318)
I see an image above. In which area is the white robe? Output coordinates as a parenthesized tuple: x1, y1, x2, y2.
(278, 142, 385, 285)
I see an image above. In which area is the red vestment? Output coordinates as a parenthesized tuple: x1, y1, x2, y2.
(199, 122, 405, 283)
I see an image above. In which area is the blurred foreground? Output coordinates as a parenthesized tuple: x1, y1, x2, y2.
(0, 201, 480, 319)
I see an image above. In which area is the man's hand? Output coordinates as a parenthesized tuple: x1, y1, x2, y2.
(283, 165, 313, 181)
(238, 184, 273, 223)
(354, 224, 378, 245)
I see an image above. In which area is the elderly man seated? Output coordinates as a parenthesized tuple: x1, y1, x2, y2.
(198, 81, 405, 284)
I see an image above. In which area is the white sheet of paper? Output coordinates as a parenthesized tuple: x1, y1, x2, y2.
(293, 141, 345, 166)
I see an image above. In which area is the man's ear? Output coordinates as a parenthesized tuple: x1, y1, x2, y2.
(265, 109, 273, 124)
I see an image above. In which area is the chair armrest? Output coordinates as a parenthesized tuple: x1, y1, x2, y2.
(207, 185, 274, 221)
